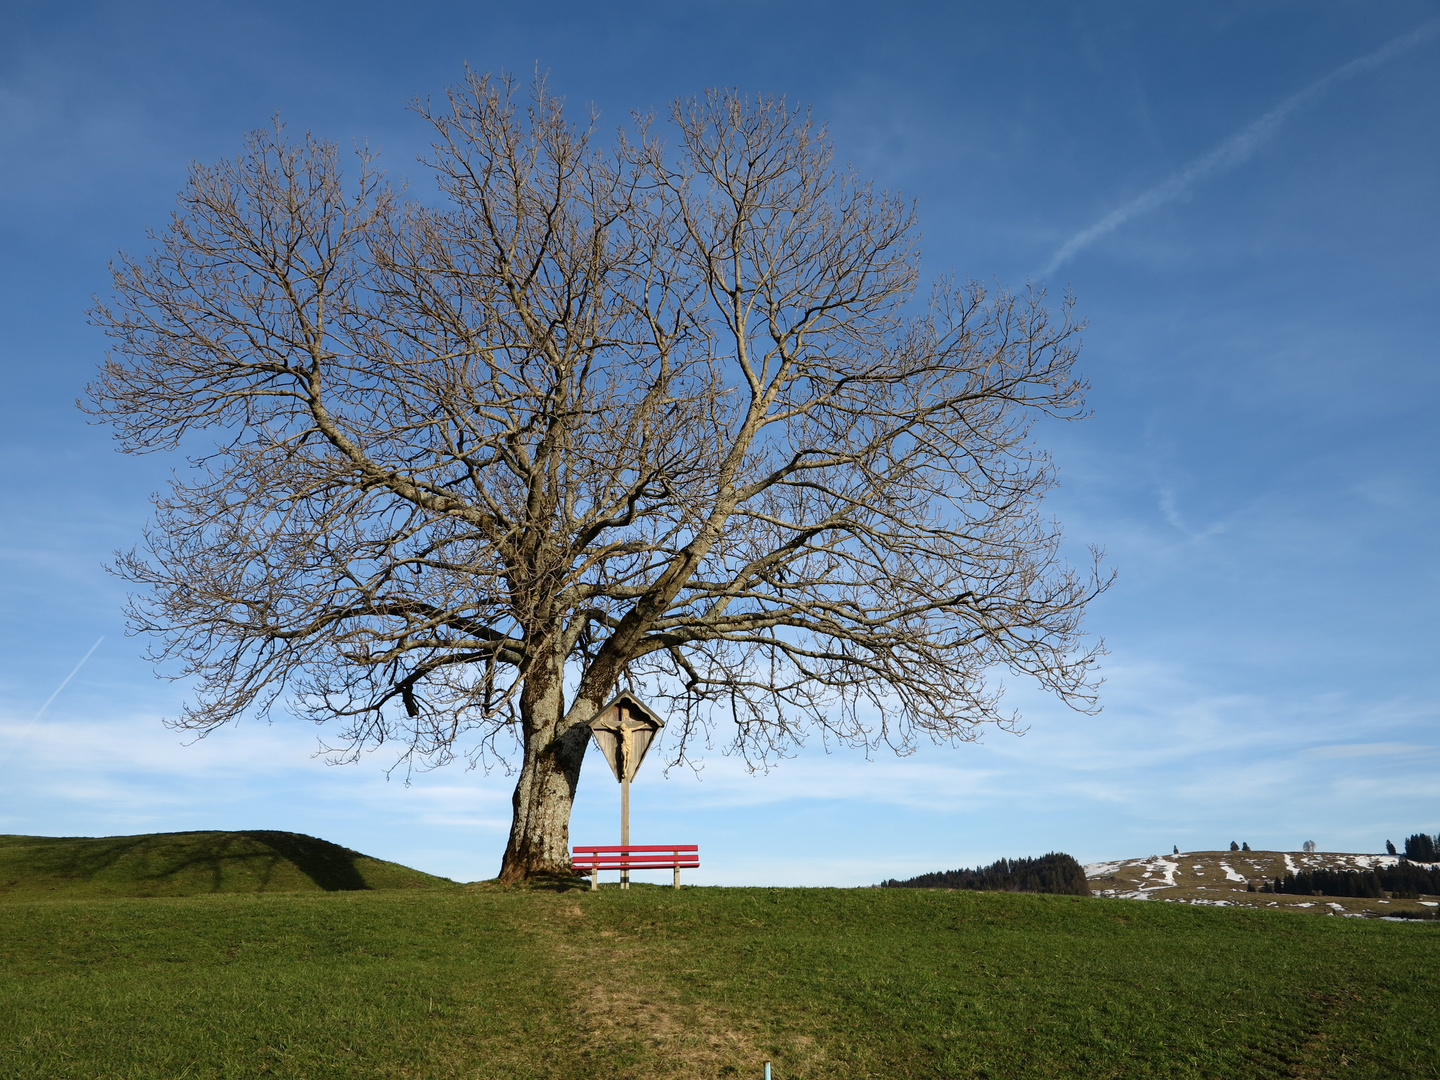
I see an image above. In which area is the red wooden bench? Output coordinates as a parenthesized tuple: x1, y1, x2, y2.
(572, 844, 699, 890)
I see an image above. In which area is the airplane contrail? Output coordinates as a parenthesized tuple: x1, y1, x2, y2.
(0, 639, 105, 771)
(29, 636, 105, 724)
(1041, 21, 1440, 277)
(1, 637, 106, 767)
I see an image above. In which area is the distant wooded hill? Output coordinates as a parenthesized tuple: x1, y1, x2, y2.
(879, 853, 1090, 896)
(1268, 861, 1440, 900)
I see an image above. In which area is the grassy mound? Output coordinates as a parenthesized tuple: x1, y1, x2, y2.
(1, 886, 1438, 1077)
(0, 830, 456, 898)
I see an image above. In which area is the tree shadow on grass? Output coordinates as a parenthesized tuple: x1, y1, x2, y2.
(523, 870, 591, 893)
(236, 831, 370, 891)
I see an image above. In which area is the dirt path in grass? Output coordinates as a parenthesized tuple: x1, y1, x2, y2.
(535, 897, 820, 1080)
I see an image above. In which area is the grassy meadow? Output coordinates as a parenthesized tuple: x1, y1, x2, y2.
(2, 834, 1439, 1078)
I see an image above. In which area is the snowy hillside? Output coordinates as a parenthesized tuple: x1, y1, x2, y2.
(1084, 849, 1440, 918)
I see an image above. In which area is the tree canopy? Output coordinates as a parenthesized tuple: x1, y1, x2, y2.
(88, 73, 1106, 881)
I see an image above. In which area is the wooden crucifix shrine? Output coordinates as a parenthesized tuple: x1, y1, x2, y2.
(586, 692, 664, 888)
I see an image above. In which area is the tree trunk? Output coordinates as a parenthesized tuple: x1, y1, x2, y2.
(496, 721, 590, 883)
(495, 648, 591, 884)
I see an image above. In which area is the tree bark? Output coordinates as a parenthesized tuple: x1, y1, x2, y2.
(495, 648, 591, 884)
(496, 721, 590, 884)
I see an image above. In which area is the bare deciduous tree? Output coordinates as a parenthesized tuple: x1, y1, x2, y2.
(87, 73, 1106, 883)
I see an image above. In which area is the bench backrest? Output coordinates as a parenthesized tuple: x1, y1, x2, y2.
(572, 845, 699, 868)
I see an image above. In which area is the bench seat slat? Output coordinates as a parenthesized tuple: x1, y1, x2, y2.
(571, 856, 700, 864)
(567, 852, 696, 864)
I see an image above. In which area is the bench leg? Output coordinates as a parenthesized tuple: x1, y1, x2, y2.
(591, 867, 597, 891)
(674, 865, 681, 888)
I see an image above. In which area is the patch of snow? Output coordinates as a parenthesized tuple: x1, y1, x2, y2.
(1291, 902, 1314, 908)
(1347, 854, 1401, 869)
(1283, 854, 1298, 874)
(1420, 901, 1438, 908)
(1083, 861, 1124, 878)
(1219, 863, 1246, 883)
(1147, 858, 1180, 887)
(1327, 902, 1345, 910)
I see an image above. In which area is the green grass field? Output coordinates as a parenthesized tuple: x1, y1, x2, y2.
(2, 835, 1439, 1078)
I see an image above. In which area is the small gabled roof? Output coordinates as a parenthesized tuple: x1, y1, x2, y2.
(587, 691, 665, 782)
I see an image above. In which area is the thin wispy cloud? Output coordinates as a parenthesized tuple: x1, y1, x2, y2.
(1042, 21, 1440, 276)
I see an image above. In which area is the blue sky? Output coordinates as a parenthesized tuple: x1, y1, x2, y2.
(2, 1, 1438, 885)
